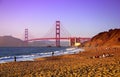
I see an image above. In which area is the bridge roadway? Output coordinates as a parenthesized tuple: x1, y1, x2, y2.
(27, 37, 91, 41)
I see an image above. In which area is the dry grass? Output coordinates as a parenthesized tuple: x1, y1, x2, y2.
(0, 47, 120, 77)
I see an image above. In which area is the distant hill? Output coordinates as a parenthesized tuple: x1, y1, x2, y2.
(84, 29, 120, 47)
(0, 36, 69, 47)
(0, 36, 25, 47)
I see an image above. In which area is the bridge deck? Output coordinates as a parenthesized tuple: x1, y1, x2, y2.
(28, 37, 91, 41)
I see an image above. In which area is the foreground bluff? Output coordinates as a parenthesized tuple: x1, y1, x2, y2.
(84, 29, 120, 47)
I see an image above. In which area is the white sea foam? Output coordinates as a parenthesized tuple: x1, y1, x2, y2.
(0, 47, 84, 63)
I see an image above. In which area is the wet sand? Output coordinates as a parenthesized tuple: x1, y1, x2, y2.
(0, 47, 120, 77)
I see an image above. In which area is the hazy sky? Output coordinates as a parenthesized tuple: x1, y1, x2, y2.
(0, 0, 120, 40)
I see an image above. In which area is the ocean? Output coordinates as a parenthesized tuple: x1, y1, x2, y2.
(0, 47, 84, 63)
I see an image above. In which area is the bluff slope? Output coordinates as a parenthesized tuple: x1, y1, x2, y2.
(84, 29, 120, 47)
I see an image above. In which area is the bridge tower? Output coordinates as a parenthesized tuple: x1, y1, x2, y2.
(70, 38, 75, 47)
(25, 29, 28, 46)
(56, 21, 60, 47)
(70, 38, 81, 47)
(76, 37, 81, 43)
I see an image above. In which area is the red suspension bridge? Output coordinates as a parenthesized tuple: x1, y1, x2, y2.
(24, 21, 91, 47)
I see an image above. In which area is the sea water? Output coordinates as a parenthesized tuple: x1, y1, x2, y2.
(0, 47, 84, 63)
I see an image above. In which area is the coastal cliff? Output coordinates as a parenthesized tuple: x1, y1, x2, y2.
(84, 29, 120, 47)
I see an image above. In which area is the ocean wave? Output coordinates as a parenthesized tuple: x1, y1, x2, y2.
(0, 47, 84, 63)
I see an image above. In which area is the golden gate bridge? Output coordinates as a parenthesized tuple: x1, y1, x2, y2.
(24, 21, 91, 47)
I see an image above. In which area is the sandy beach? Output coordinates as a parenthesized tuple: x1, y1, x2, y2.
(0, 47, 120, 77)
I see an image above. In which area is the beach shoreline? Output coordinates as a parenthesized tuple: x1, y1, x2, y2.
(0, 47, 120, 77)
(0, 47, 84, 63)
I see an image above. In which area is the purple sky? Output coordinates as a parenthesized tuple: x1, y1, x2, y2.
(0, 0, 120, 40)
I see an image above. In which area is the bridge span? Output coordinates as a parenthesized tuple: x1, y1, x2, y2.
(24, 21, 91, 47)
